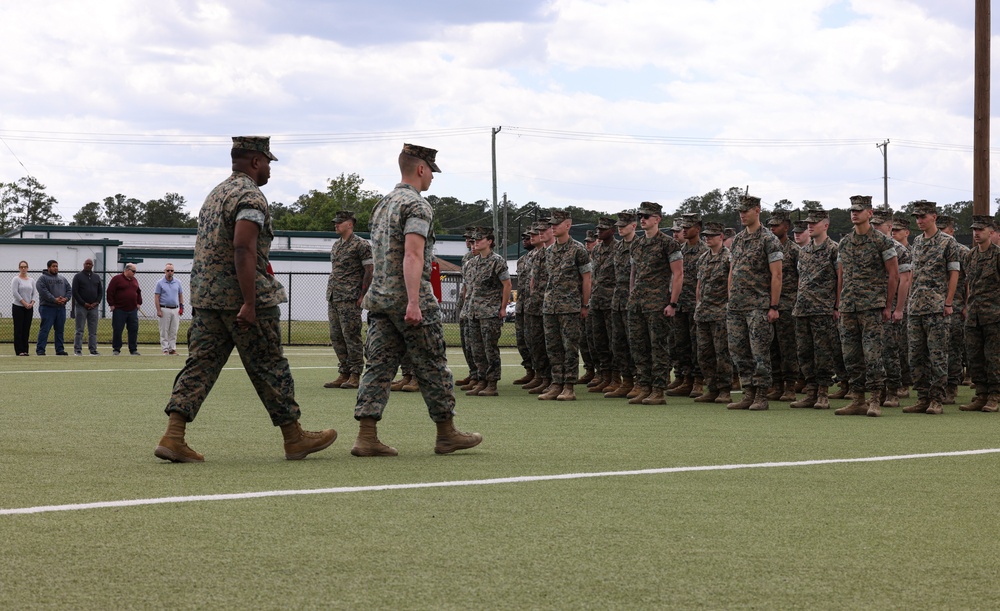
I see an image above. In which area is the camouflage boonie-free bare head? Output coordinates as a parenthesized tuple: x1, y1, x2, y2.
(585, 230, 597, 243)
(548, 209, 571, 225)
(701, 221, 725, 236)
(792, 220, 809, 233)
(910, 200, 938, 216)
(401, 143, 441, 172)
(935, 215, 955, 229)
(232, 136, 278, 161)
(637, 201, 662, 217)
(682, 212, 702, 226)
(849, 195, 873, 211)
(892, 216, 911, 230)
(971, 215, 995, 230)
(767, 210, 791, 226)
(805, 208, 828, 223)
(615, 211, 637, 226)
(596, 216, 615, 230)
(332, 210, 356, 224)
(738, 195, 761, 211)
(723, 227, 736, 239)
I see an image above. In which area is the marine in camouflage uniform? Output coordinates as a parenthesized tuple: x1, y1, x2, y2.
(324, 209, 373, 389)
(607, 211, 638, 397)
(587, 218, 618, 392)
(668, 213, 707, 397)
(353, 143, 481, 456)
(512, 232, 535, 384)
(764, 210, 800, 401)
(937, 215, 970, 403)
(960, 216, 1000, 412)
(463, 228, 512, 396)
(872, 209, 913, 404)
(726, 195, 784, 410)
(791, 208, 840, 408)
(890, 217, 915, 391)
(579, 230, 598, 383)
(903, 201, 961, 414)
(523, 220, 554, 392)
(455, 231, 479, 386)
(693, 222, 732, 402)
(155, 136, 336, 463)
(834, 196, 898, 416)
(628, 201, 684, 405)
(540, 209, 592, 401)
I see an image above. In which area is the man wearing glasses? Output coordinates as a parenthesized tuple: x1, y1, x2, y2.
(106, 263, 143, 356)
(154, 264, 184, 355)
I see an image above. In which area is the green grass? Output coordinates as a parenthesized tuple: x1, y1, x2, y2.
(0, 346, 998, 609)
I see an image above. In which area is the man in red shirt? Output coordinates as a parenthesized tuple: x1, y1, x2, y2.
(107, 263, 143, 355)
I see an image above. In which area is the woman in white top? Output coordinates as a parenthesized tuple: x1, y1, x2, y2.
(12, 260, 38, 356)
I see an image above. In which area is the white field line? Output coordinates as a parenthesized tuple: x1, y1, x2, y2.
(3, 448, 998, 517)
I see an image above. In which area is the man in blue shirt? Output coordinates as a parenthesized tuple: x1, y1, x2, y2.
(154, 263, 184, 355)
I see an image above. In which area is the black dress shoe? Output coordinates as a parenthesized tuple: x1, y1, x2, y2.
(56, 351, 69, 356)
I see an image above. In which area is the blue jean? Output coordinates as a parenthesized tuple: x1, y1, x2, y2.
(36, 304, 67, 354)
(112, 308, 139, 353)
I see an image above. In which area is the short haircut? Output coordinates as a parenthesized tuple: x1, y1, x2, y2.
(398, 151, 422, 175)
(231, 148, 261, 163)
(47, 259, 57, 268)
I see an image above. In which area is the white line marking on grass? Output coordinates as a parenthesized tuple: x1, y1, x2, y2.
(3, 448, 999, 516)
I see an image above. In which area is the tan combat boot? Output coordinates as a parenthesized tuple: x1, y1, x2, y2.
(694, 387, 719, 403)
(586, 371, 603, 388)
(592, 373, 613, 393)
(688, 377, 705, 398)
(642, 387, 666, 405)
(731, 375, 742, 391)
(714, 389, 732, 404)
(154, 412, 205, 463)
(835, 391, 869, 415)
(897, 386, 910, 398)
(513, 368, 535, 385)
(943, 384, 958, 405)
(434, 418, 483, 454)
(667, 376, 693, 397)
(606, 377, 633, 398)
(901, 397, 931, 413)
(666, 374, 682, 390)
(866, 394, 882, 417)
(454, 375, 472, 386)
(340, 373, 360, 389)
(793, 379, 806, 393)
(628, 386, 652, 404)
(983, 393, 1000, 412)
(960, 395, 988, 412)
(925, 399, 944, 415)
(556, 384, 577, 401)
(601, 372, 621, 394)
(351, 417, 398, 457)
(790, 385, 817, 408)
(829, 380, 850, 400)
(764, 385, 783, 401)
(465, 381, 487, 396)
(527, 378, 552, 394)
(522, 375, 545, 391)
(882, 387, 900, 407)
(814, 386, 831, 409)
(391, 375, 412, 392)
(477, 380, 499, 396)
(459, 378, 478, 391)
(280, 421, 338, 460)
(577, 369, 595, 385)
(323, 372, 349, 388)
(727, 386, 755, 410)
(749, 390, 769, 411)
(779, 382, 797, 401)
(626, 382, 644, 399)
(401, 377, 419, 392)
(538, 382, 563, 400)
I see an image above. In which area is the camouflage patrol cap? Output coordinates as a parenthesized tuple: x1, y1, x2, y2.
(935, 215, 955, 229)
(701, 221, 725, 236)
(804, 208, 829, 223)
(792, 220, 809, 234)
(615, 211, 637, 226)
(521, 230, 532, 240)
(971, 215, 995, 230)
(910, 200, 938, 216)
(471, 226, 494, 241)
(596, 216, 615, 230)
(670, 218, 685, 232)
(464, 226, 477, 240)
(332, 209, 356, 224)
(637, 201, 662, 217)
(532, 220, 550, 233)
(681, 212, 702, 227)
(232, 136, 278, 161)
(528, 226, 540, 236)
(723, 228, 736, 239)
(548, 209, 572, 225)
(892, 216, 910, 230)
(871, 207, 894, 226)
(401, 143, 441, 172)
(767, 210, 791, 226)
(849, 195, 873, 211)
(738, 195, 761, 211)
(585, 230, 597, 243)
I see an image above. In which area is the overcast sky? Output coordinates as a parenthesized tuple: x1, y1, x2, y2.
(0, 0, 994, 224)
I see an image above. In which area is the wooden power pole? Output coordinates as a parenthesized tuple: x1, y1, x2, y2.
(974, 0, 990, 215)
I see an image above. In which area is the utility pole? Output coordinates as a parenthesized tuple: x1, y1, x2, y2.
(502, 192, 508, 258)
(491, 126, 501, 237)
(974, 0, 990, 215)
(877, 140, 889, 208)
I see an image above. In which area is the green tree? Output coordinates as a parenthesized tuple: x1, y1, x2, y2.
(72, 201, 105, 226)
(274, 173, 382, 232)
(103, 194, 144, 226)
(144, 192, 195, 228)
(1, 176, 62, 228)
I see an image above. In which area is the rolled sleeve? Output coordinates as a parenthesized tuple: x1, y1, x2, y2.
(768, 251, 784, 264)
(881, 248, 897, 262)
(235, 208, 266, 227)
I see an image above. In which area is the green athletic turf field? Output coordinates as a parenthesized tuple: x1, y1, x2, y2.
(1, 346, 997, 609)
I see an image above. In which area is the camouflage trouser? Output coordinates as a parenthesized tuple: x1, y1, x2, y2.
(832, 320, 848, 382)
(947, 311, 965, 386)
(673, 310, 700, 378)
(355, 311, 456, 423)
(399, 351, 414, 376)
(908, 313, 950, 402)
(794, 315, 838, 387)
(581, 316, 594, 371)
(769, 310, 798, 385)
(165, 306, 300, 426)
(589, 308, 613, 375)
(899, 314, 912, 386)
(696, 319, 732, 392)
(966, 321, 1000, 394)
(467, 317, 503, 381)
(726, 309, 773, 389)
(838, 309, 885, 392)
(514, 309, 531, 368)
(525, 313, 551, 378)
(611, 308, 635, 378)
(629, 308, 672, 389)
(459, 317, 478, 380)
(543, 312, 582, 384)
(667, 316, 679, 378)
(883, 319, 905, 389)
(328, 300, 364, 375)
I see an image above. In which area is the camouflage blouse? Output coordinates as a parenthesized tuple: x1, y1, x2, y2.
(777, 238, 800, 311)
(466, 251, 510, 319)
(694, 247, 731, 322)
(525, 247, 549, 316)
(728, 226, 783, 311)
(190, 171, 287, 309)
(792, 237, 838, 317)
(457, 250, 477, 320)
(678, 240, 708, 313)
(908, 229, 961, 316)
(326, 233, 373, 303)
(542, 238, 592, 315)
(837, 228, 896, 312)
(362, 183, 438, 317)
(964, 243, 1000, 326)
(628, 231, 683, 312)
(611, 236, 635, 312)
(514, 251, 533, 315)
(589, 240, 616, 310)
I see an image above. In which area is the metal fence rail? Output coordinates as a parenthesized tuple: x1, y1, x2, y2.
(0, 269, 521, 348)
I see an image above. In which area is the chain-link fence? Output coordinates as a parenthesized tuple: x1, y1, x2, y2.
(1, 269, 521, 348)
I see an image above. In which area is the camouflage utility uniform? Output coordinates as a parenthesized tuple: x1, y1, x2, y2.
(542, 239, 592, 384)
(675, 239, 707, 381)
(884, 237, 912, 391)
(771, 236, 800, 390)
(946, 241, 970, 389)
(628, 232, 683, 389)
(611, 234, 636, 379)
(793, 237, 840, 389)
(727, 226, 783, 389)
(695, 246, 732, 394)
(525, 242, 552, 381)
(327, 233, 373, 377)
(588, 238, 616, 378)
(458, 250, 478, 381)
(466, 251, 510, 382)
(964, 242, 1000, 401)
(514, 249, 533, 371)
(355, 183, 456, 422)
